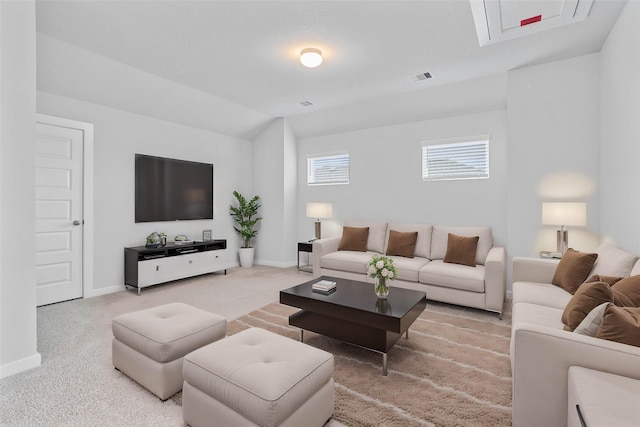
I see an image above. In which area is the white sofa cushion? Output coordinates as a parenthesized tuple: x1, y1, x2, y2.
(589, 243, 639, 278)
(419, 260, 485, 292)
(384, 223, 433, 259)
(344, 220, 387, 254)
(431, 225, 493, 265)
(320, 250, 374, 275)
(387, 256, 430, 282)
(512, 302, 565, 331)
(512, 281, 573, 310)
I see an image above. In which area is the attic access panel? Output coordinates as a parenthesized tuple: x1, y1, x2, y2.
(470, 0, 594, 46)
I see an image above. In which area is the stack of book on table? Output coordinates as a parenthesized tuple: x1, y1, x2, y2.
(312, 279, 336, 294)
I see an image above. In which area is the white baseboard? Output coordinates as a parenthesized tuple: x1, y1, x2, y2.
(0, 352, 41, 379)
(85, 284, 125, 298)
(255, 259, 297, 268)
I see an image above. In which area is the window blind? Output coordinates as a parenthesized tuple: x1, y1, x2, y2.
(422, 137, 489, 181)
(307, 152, 350, 185)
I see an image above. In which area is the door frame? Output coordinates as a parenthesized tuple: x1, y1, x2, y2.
(36, 114, 95, 299)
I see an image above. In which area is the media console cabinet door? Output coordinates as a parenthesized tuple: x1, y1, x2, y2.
(136, 250, 227, 288)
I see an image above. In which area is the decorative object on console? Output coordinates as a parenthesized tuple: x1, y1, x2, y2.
(145, 232, 162, 248)
(230, 190, 262, 268)
(174, 234, 190, 245)
(368, 255, 397, 299)
(542, 202, 587, 255)
(306, 202, 332, 240)
(202, 229, 212, 241)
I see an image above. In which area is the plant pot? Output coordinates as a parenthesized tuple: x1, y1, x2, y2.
(238, 247, 255, 268)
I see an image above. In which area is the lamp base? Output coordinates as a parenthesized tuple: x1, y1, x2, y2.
(557, 229, 568, 254)
(314, 221, 322, 240)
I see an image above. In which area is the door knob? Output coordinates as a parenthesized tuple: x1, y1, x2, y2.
(73, 220, 82, 226)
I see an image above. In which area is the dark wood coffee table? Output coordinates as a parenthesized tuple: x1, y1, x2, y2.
(279, 276, 427, 375)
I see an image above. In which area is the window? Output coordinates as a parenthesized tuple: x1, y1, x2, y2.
(421, 136, 489, 181)
(307, 152, 349, 185)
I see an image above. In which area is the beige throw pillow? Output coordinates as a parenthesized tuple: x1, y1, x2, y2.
(551, 248, 598, 294)
(386, 230, 418, 258)
(338, 226, 369, 252)
(574, 303, 610, 336)
(443, 233, 479, 267)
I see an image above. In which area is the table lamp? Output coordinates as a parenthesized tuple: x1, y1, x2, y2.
(542, 202, 587, 255)
(306, 203, 333, 240)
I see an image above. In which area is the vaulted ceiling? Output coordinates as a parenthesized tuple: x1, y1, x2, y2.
(35, 1, 627, 139)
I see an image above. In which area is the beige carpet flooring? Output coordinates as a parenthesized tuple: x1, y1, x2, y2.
(0, 265, 512, 426)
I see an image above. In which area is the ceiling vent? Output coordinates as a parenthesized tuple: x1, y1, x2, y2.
(470, 0, 594, 46)
(409, 72, 433, 82)
(298, 100, 314, 107)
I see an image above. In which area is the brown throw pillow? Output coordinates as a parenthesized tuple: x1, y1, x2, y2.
(596, 305, 640, 348)
(562, 281, 634, 331)
(611, 275, 640, 307)
(338, 226, 369, 252)
(562, 281, 613, 331)
(585, 274, 624, 286)
(551, 248, 598, 294)
(386, 230, 418, 258)
(443, 233, 479, 267)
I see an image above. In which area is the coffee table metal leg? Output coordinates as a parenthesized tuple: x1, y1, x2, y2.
(382, 353, 388, 376)
(406, 329, 409, 339)
(299, 329, 304, 342)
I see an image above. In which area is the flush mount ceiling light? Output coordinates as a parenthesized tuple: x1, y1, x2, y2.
(300, 48, 323, 68)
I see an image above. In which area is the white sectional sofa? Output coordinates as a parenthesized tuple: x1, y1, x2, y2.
(312, 220, 506, 316)
(511, 245, 640, 427)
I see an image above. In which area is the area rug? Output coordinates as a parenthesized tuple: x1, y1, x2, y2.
(218, 302, 513, 427)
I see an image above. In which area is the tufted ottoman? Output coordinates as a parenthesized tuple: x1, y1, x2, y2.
(182, 327, 334, 427)
(112, 302, 226, 400)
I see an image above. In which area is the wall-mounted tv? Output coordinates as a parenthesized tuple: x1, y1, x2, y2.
(135, 154, 213, 222)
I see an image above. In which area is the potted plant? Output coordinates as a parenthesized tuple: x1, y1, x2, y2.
(229, 190, 262, 267)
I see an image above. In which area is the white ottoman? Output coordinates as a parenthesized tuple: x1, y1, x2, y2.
(112, 302, 226, 400)
(568, 366, 640, 427)
(183, 327, 334, 427)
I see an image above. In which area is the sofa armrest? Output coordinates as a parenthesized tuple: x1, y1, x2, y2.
(312, 237, 341, 277)
(512, 323, 640, 427)
(484, 246, 506, 314)
(512, 256, 560, 284)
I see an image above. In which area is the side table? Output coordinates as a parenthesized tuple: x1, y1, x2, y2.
(297, 242, 313, 273)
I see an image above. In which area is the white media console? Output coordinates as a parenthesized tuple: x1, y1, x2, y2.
(124, 239, 229, 294)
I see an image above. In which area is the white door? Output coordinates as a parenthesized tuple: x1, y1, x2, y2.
(35, 122, 84, 306)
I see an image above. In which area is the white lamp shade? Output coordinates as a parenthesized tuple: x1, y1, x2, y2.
(542, 202, 587, 226)
(306, 202, 332, 219)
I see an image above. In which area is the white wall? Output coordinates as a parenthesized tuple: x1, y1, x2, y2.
(297, 109, 509, 248)
(599, 0, 640, 254)
(506, 54, 601, 261)
(0, 0, 40, 378)
(252, 118, 298, 266)
(37, 92, 253, 294)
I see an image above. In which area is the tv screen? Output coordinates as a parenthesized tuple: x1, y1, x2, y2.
(135, 154, 213, 222)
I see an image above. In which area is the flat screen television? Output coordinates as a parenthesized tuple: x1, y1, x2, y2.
(135, 154, 213, 222)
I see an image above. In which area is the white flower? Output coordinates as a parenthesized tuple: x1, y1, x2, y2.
(381, 268, 389, 277)
(376, 260, 384, 269)
(387, 270, 394, 279)
(368, 265, 376, 275)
